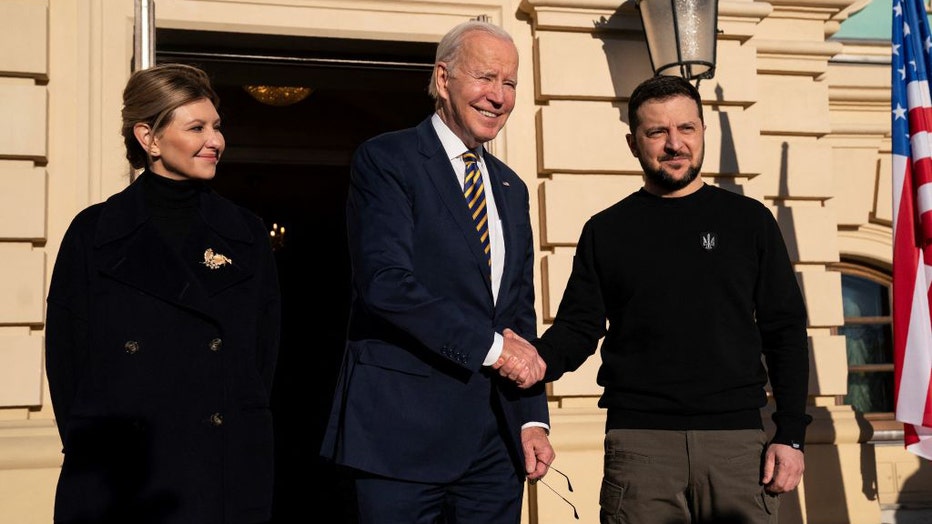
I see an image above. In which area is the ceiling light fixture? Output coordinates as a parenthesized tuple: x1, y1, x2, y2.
(243, 85, 313, 107)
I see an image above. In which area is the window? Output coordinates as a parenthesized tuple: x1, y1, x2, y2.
(831, 262, 897, 431)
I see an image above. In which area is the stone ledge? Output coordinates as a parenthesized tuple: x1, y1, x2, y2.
(0, 420, 62, 469)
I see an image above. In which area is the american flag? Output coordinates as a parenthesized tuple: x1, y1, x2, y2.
(893, 0, 932, 460)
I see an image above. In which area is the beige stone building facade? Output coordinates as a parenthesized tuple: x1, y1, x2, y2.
(0, 0, 924, 523)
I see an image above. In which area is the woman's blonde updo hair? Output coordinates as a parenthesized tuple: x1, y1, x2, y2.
(121, 63, 220, 169)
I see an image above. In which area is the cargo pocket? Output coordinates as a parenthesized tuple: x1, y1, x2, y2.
(600, 478, 624, 517)
(761, 490, 780, 516)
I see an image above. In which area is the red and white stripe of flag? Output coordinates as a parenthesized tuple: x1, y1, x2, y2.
(894, 72, 932, 461)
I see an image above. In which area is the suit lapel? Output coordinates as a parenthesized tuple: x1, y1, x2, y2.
(417, 121, 494, 292)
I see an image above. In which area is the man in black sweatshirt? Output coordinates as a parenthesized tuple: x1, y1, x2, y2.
(529, 75, 810, 524)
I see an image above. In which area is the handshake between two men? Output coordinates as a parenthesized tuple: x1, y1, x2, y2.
(492, 329, 546, 389)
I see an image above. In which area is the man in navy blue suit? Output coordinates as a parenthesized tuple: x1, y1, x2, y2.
(320, 19, 554, 524)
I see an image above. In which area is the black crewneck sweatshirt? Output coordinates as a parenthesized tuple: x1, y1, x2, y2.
(536, 184, 811, 449)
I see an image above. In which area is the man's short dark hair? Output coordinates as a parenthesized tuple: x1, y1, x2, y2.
(627, 75, 704, 131)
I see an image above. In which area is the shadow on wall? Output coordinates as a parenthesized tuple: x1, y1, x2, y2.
(774, 140, 797, 273)
(592, 4, 653, 106)
(712, 83, 741, 195)
(894, 457, 932, 522)
(780, 405, 876, 524)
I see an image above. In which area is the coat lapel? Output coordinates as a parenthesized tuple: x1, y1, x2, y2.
(182, 212, 253, 297)
(93, 175, 255, 318)
(184, 189, 256, 296)
(99, 222, 213, 312)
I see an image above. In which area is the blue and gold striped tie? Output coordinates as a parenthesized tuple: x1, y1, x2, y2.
(462, 151, 491, 272)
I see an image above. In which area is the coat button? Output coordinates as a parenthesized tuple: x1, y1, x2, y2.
(124, 341, 140, 354)
(209, 412, 223, 427)
(208, 338, 222, 352)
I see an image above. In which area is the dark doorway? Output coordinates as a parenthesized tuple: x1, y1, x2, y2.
(156, 29, 437, 523)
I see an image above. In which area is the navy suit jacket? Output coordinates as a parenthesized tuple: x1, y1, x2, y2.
(320, 116, 549, 483)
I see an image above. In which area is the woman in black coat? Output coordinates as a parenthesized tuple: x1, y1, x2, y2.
(45, 63, 281, 524)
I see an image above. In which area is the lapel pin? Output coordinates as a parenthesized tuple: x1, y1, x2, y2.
(502, 181, 511, 187)
(202, 248, 232, 270)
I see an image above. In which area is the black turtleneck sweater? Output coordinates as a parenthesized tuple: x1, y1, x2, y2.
(142, 171, 204, 252)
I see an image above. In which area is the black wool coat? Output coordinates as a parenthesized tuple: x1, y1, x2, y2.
(46, 175, 281, 524)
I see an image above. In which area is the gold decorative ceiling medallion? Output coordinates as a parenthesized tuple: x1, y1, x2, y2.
(243, 85, 312, 107)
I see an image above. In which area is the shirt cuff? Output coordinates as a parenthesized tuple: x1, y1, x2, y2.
(522, 421, 550, 435)
(483, 332, 504, 366)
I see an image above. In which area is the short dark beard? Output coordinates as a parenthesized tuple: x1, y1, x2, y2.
(640, 157, 701, 192)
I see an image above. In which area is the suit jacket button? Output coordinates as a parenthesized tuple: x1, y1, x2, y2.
(209, 338, 222, 352)
(124, 341, 140, 354)
(209, 412, 223, 427)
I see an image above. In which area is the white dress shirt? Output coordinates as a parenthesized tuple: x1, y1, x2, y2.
(431, 114, 506, 366)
